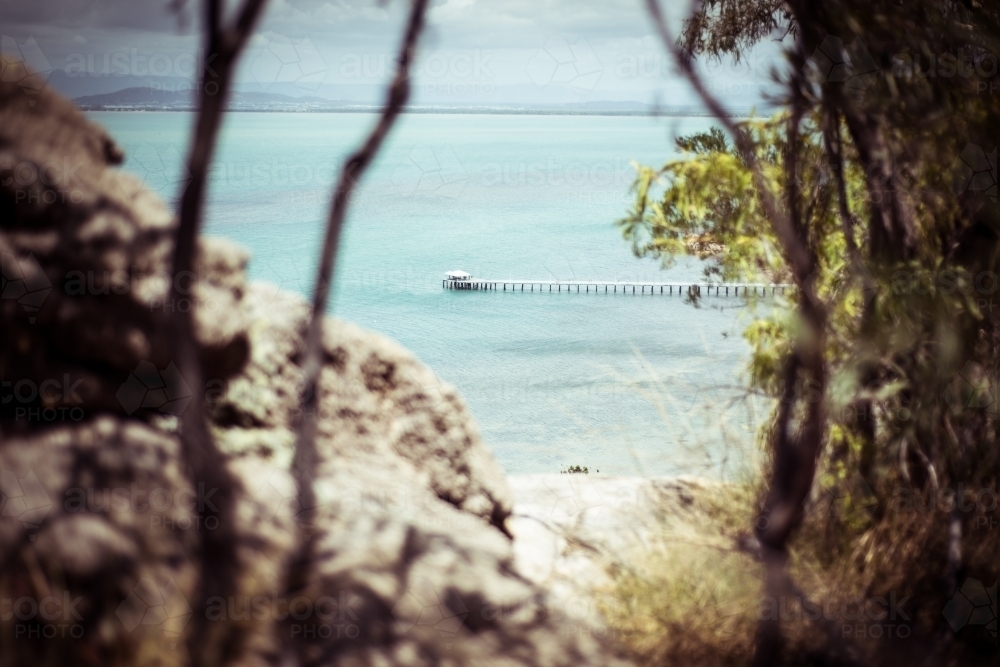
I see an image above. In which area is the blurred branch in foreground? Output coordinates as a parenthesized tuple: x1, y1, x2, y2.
(169, 1, 270, 666)
(286, 0, 430, 657)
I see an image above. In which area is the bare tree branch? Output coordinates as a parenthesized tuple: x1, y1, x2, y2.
(645, 0, 815, 288)
(167, 2, 269, 666)
(283, 0, 430, 643)
(644, 3, 832, 665)
(207, 0, 222, 39)
(783, 1, 918, 260)
(644, 0, 828, 533)
(822, 110, 861, 264)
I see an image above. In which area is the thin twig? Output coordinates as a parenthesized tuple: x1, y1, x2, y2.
(645, 0, 815, 288)
(822, 111, 861, 264)
(644, 3, 833, 665)
(783, 1, 917, 259)
(645, 0, 829, 545)
(168, 1, 269, 666)
(285, 0, 430, 627)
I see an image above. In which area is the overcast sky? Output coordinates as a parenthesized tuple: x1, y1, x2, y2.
(1, 0, 788, 107)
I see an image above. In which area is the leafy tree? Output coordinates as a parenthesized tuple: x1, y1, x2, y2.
(626, 1, 1000, 664)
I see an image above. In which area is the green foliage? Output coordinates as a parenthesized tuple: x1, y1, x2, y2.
(618, 2, 1000, 658)
(621, 110, 1000, 512)
(678, 0, 791, 63)
(619, 115, 861, 397)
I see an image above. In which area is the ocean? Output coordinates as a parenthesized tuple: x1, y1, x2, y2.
(91, 111, 765, 477)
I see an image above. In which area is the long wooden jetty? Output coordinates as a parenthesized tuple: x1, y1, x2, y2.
(442, 279, 789, 296)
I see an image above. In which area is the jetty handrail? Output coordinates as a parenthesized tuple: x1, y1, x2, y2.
(450, 280, 790, 287)
(442, 278, 791, 295)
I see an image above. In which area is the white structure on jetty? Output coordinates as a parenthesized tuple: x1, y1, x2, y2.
(444, 270, 473, 282)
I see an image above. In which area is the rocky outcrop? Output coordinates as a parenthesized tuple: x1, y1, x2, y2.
(0, 418, 215, 667)
(0, 59, 249, 419)
(0, 61, 631, 667)
(212, 281, 512, 528)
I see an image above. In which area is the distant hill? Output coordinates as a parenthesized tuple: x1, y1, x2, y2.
(73, 87, 351, 111)
(73, 86, 761, 116)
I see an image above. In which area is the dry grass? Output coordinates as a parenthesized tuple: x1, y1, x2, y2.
(599, 352, 998, 666)
(599, 478, 766, 667)
(601, 470, 1000, 667)
(604, 543, 761, 667)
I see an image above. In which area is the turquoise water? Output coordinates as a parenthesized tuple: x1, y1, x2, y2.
(92, 111, 762, 477)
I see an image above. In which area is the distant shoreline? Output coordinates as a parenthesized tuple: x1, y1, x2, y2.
(72, 86, 768, 117)
(78, 106, 757, 118)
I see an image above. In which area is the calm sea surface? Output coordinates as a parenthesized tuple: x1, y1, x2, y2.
(91, 111, 765, 477)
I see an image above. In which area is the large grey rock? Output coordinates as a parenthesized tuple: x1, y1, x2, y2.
(212, 281, 511, 528)
(214, 285, 631, 666)
(277, 461, 632, 667)
(0, 62, 633, 667)
(0, 418, 199, 667)
(0, 58, 249, 418)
